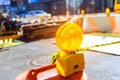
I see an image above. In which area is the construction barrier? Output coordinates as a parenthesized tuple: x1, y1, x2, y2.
(70, 15, 83, 29)
(82, 14, 120, 33)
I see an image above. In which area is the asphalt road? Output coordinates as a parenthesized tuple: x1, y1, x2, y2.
(0, 38, 120, 80)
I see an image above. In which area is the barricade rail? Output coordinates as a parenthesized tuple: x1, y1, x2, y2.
(0, 30, 21, 40)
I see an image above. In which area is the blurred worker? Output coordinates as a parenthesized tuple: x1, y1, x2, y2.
(0, 12, 17, 43)
(0, 12, 7, 44)
(0, 12, 6, 36)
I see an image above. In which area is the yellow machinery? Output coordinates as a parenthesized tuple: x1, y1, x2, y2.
(114, 0, 120, 13)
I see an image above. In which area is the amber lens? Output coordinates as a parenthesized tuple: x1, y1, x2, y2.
(56, 22, 83, 52)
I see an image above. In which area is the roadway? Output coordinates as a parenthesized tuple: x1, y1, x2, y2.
(0, 37, 120, 80)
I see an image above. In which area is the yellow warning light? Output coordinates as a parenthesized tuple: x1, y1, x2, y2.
(66, 11, 69, 16)
(81, 10, 85, 16)
(38, 15, 43, 19)
(54, 22, 85, 77)
(105, 8, 110, 16)
(46, 13, 48, 17)
(56, 22, 83, 52)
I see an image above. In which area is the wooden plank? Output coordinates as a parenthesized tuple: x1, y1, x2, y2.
(22, 23, 43, 28)
(0, 35, 19, 40)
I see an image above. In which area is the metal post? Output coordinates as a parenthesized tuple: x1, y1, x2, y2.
(66, 0, 69, 11)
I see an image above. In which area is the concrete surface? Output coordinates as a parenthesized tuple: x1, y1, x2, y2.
(0, 38, 120, 80)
